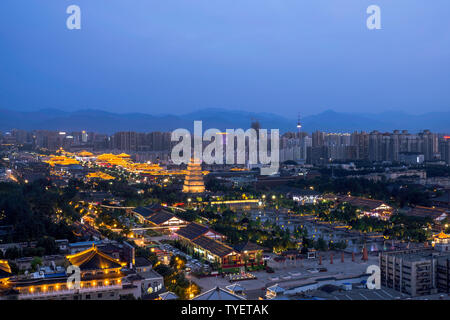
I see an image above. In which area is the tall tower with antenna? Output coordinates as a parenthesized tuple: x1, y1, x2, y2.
(296, 113, 302, 138)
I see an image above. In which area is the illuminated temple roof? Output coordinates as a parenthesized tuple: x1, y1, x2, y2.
(117, 153, 131, 158)
(77, 150, 94, 157)
(0, 260, 12, 279)
(44, 155, 80, 166)
(66, 246, 125, 271)
(435, 231, 450, 240)
(86, 171, 116, 180)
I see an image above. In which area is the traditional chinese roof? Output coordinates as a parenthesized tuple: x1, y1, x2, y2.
(159, 291, 178, 300)
(404, 206, 448, 220)
(78, 151, 94, 157)
(66, 246, 124, 271)
(134, 257, 152, 268)
(117, 153, 131, 158)
(432, 191, 450, 203)
(339, 196, 388, 210)
(435, 231, 450, 240)
(233, 241, 264, 253)
(0, 260, 12, 279)
(133, 206, 159, 218)
(86, 171, 115, 180)
(192, 236, 235, 258)
(192, 286, 246, 300)
(226, 283, 245, 293)
(133, 205, 163, 218)
(146, 210, 180, 226)
(175, 222, 210, 240)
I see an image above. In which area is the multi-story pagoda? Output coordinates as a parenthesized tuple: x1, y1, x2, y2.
(182, 158, 205, 193)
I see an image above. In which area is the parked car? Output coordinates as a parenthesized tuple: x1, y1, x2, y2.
(266, 266, 275, 273)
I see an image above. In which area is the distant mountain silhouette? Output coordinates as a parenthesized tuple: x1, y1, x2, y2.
(0, 108, 449, 134)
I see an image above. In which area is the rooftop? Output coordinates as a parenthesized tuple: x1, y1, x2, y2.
(146, 210, 179, 225)
(175, 222, 210, 241)
(134, 257, 152, 268)
(233, 241, 264, 253)
(403, 206, 448, 220)
(338, 196, 389, 210)
(159, 291, 178, 300)
(133, 206, 159, 218)
(192, 286, 246, 300)
(0, 260, 12, 279)
(192, 236, 235, 258)
(67, 246, 125, 271)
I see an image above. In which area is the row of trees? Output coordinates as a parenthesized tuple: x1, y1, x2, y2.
(288, 176, 431, 207)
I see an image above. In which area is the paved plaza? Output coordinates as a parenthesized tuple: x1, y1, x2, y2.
(188, 251, 379, 299)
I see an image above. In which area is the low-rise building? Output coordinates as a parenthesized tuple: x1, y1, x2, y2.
(0, 246, 162, 300)
(292, 190, 322, 205)
(401, 206, 448, 223)
(337, 196, 393, 220)
(132, 206, 187, 232)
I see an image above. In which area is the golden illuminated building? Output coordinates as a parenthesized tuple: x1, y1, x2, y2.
(432, 231, 450, 252)
(0, 260, 12, 285)
(7, 246, 129, 300)
(116, 153, 131, 158)
(182, 158, 205, 193)
(44, 155, 80, 167)
(86, 171, 116, 180)
(77, 150, 94, 157)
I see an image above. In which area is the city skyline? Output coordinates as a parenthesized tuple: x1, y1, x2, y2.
(1, 107, 450, 134)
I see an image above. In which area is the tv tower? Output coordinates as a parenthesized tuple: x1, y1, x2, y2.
(296, 113, 302, 138)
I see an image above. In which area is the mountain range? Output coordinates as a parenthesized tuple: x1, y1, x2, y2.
(0, 108, 449, 134)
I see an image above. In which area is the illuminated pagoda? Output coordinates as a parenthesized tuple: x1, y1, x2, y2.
(182, 158, 205, 193)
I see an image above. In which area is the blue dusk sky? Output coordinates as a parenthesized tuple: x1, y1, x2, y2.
(0, 0, 449, 117)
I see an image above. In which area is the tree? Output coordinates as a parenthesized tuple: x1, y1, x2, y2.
(314, 238, 328, 251)
(31, 257, 43, 272)
(37, 236, 58, 255)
